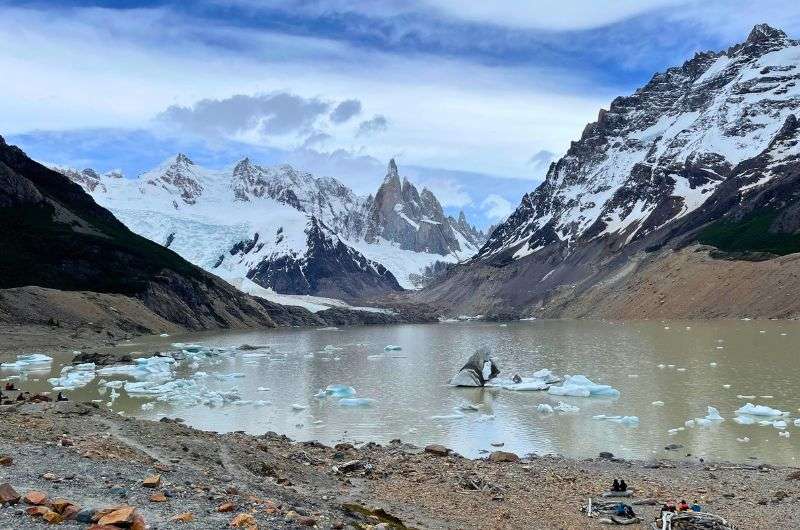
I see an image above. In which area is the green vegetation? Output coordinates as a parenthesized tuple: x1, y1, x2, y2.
(698, 209, 800, 256)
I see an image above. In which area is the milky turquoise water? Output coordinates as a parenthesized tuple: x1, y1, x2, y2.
(4, 319, 800, 465)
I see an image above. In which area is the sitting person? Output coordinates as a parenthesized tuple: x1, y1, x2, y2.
(678, 500, 690, 512)
(611, 479, 620, 492)
(619, 479, 628, 492)
(615, 503, 635, 518)
(691, 500, 702, 512)
(660, 501, 676, 517)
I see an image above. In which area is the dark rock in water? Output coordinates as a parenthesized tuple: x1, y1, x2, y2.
(72, 352, 132, 366)
(664, 443, 684, 451)
(598, 452, 614, 459)
(450, 348, 499, 387)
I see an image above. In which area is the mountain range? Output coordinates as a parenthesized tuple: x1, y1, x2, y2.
(418, 24, 800, 319)
(57, 157, 486, 302)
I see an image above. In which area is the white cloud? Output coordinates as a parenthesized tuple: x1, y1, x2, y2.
(481, 194, 514, 221)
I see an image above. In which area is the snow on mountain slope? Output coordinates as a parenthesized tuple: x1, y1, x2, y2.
(480, 24, 800, 262)
(57, 155, 482, 294)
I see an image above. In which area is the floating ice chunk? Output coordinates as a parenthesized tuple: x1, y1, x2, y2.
(668, 428, 679, 435)
(384, 345, 402, 351)
(1, 354, 53, 371)
(48, 363, 96, 390)
(705, 406, 724, 421)
(734, 415, 756, 425)
(657, 364, 666, 369)
(499, 323, 508, 327)
(709, 362, 717, 367)
(323, 345, 342, 351)
(242, 352, 270, 358)
(685, 420, 696, 428)
(652, 401, 665, 406)
(667, 364, 675, 368)
(339, 397, 376, 407)
(537, 403, 554, 413)
(737, 437, 750, 443)
(779, 430, 791, 438)
(735, 403, 787, 417)
(737, 395, 756, 399)
(499, 379, 550, 391)
(676, 368, 687, 372)
(548, 375, 620, 398)
(291, 404, 307, 411)
(723, 384, 731, 389)
(596, 415, 639, 426)
(313, 389, 327, 399)
(367, 354, 384, 360)
(104, 380, 124, 389)
(554, 402, 579, 413)
(317, 327, 339, 331)
(141, 402, 155, 411)
(773, 420, 788, 429)
(325, 384, 357, 398)
(473, 414, 495, 422)
(159, 333, 170, 337)
(628, 374, 638, 378)
(459, 403, 480, 412)
(794, 419, 800, 427)
(97, 356, 175, 381)
(694, 418, 712, 427)
(760, 395, 773, 399)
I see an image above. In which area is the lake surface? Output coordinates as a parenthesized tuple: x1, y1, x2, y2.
(4, 319, 800, 465)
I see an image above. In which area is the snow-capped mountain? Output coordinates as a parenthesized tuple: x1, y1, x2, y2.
(58, 155, 485, 299)
(418, 24, 800, 318)
(481, 24, 800, 262)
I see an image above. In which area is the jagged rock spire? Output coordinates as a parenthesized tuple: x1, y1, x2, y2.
(746, 23, 787, 44)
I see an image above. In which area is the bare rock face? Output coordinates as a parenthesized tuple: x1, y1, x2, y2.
(365, 160, 463, 255)
(419, 24, 800, 319)
(244, 217, 402, 301)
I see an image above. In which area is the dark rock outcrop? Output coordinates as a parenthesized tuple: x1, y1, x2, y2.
(450, 348, 500, 387)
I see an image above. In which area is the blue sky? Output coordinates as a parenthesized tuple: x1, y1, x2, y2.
(2, 0, 800, 227)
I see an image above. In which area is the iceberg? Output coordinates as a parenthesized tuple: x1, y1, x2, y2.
(1, 353, 53, 371)
(291, 404, 307, 411)
(325, 384, 357, 398)
(536, 403, 554, 413)
(773, 420, 788, 429)
(554, 401, 579, 413)
(733, 415, 756, 425)
(123, 379, 241, 407)
(97, 356, 175, 381)
(547, 375, 620, 398)
(735, 403, 787, 417)
(48, 363, 96, 390)
(704, 406, 724, 421)
(652, 401, 665, 406)
(384, 345, 402, 351)
(594, 414, 638, 426)
(449, 348, 499, 387)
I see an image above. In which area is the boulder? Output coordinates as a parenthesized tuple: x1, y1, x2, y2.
(424, 444, 450, 456)
(450, 348, 500, 387)
(488, 451, 519, 463)
(0, 483, 20, 505)
(23, 490, 48, 505)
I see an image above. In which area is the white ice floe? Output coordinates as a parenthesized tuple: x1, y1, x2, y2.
(773, 420, 788, 429)
(734, 415, 756, 425)
(48, 363, 96, 390)
(474, 414, 495, 422)
(104, 380, 125, 389)
(291, 404, 307, 411)
(339, 397, 376, 407)
(736, 437, 750, 443)
(709, 362, 717, 367)
(324, 384, 357, 398)
(537, 403, 554, 413)
(548, 375, 620, 398)
(705, 406, 724, 421)
(652, 401, 665, 406)
(124, 379, 241, 407)
(459, 403, 480, 412)
(723, 384, 731, 389)
(735, 403, 787, 417)
(141, 402, 155, 411)
(779, 431, 791, 438)
(97, 356, 175, 382)
(383, 345, 402, 351)
(554, 402, 579, 413)
(737, 395, 756, 399)
(257, 387, 270, 392)
(593, 415, 639, 427)
(657, 364, 666, 369)
(1, 354, 53, 371)
(686, 405, 724, 427)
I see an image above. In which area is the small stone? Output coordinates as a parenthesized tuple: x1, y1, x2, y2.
(142, 474, 161, 488)
(27, 505, 50, 517)
(98, 506, 136, 526)
(172, 512, 194, 523)
(217, 502, 236, 513)
(598, 452, 614, 459)
(24, 490, 48, 505)
(43, 473, 57, 481)
(424, 444, 450, 456)
(488, 451, 519, 463)
(0, 483, 20, 505)
(51, 498, 75, 514)
(664, 444, 684, 451)
(296, 515, 317, 526)
(149, 493, 167, 503)
(75, 509, 96, 523)
(60, 437, 74, 447)
(62, 504, 80, 520)
(43, 510, 65, 524)
(230, 513, 257, 527)
(786, 470, 800, 480)
(0, 455, 12, 466)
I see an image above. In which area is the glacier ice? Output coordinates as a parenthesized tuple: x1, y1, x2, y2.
(733, 415, 756, 425)
(536, 403, 554, 413)
(383, 345, 402, 351)
(547, 375, 620, 398)
(554, 401, 579, 413)
(735, 403, 787, 417)
(325, 384, 357, 398)
(1, 354, 53, 371)
(48, 363, 96, 390)
(97, 356, 175, 381)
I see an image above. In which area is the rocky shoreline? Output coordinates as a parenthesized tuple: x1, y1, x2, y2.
(1, 399, 799, 529)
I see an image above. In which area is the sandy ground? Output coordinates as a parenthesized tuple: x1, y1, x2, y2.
(1, 399, 799, 529)
(546, 246, 800, 320)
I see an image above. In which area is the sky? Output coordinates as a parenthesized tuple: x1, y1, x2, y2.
(2, 1, 800, 228)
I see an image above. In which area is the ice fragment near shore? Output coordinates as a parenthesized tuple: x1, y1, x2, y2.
(734, 415, 756, 425)
(548, 375, 620, 398)
(384, 345, 402, 351)
(1, 354, 53, 371)
(594, 414, 638, 426)
(554, 402, 579, 413)
(48, 363, 96, 390)
(97, 356, 175, 381)
(537, 403, 554, 413)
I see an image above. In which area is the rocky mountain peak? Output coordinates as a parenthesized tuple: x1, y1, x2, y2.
(387, 158, 399, 178)
(174, 153, 194, 166)
(143, 153, 205, 206)
(746, 23, 787, 45)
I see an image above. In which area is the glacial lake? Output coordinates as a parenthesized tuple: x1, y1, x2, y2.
(4, 319, 800, 465)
